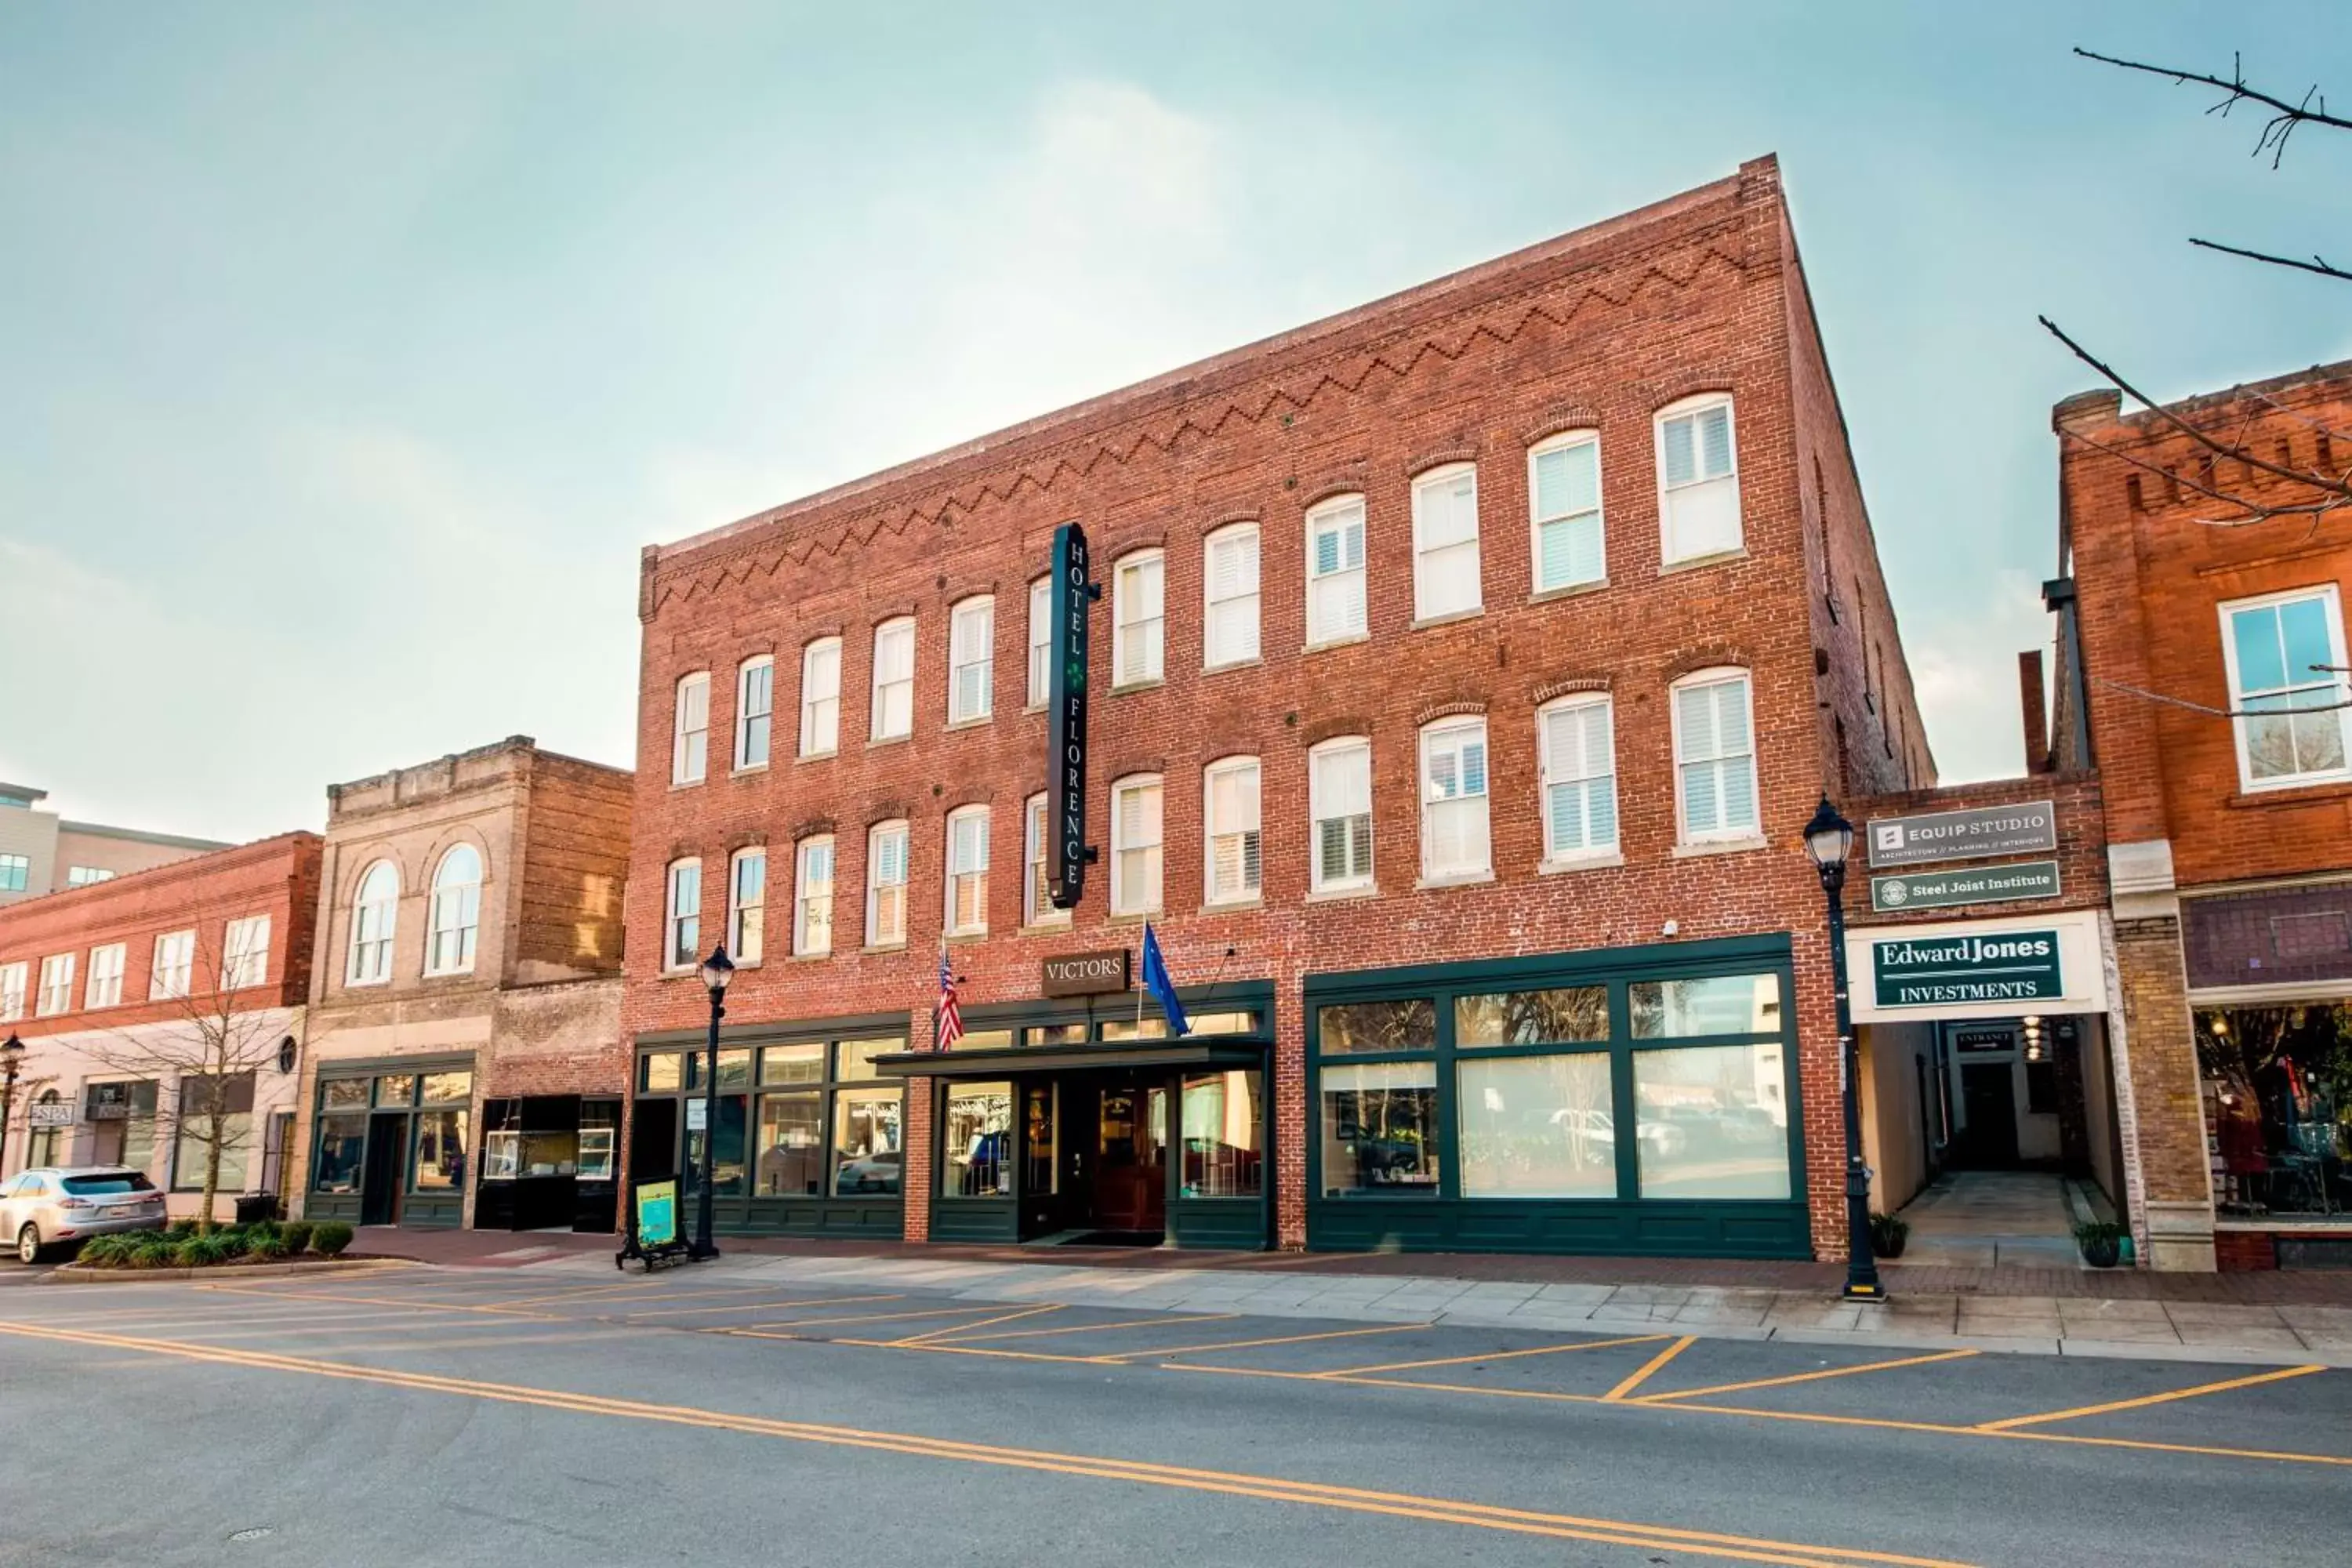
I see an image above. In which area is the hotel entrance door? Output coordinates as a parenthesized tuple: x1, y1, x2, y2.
(1018, 1074, 1169, 1243)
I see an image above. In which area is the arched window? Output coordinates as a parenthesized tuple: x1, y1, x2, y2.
(426, 844, 482, 976)
(348, 860, 399, 985)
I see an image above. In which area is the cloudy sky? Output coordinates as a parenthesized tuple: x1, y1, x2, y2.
(2, 3, 2345, 842)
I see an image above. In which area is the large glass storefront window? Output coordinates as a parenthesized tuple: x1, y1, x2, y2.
(636, 1034, 906, 1207)
(835, 1091, 903, 1195)
(1632, 1044, 1790, 1199)
(943, 1082, 1014, 1197)
(1320, 1000, 1437, 1054)
(173, 1072, 256, 1192)
(1457, 1053, 1614, 1198)
(1181, 1070, 1261, 1198)
(314, 1114, 368, 1192)
(1320, 1061, 1439, 1194)
(2200, 1005, 2350, 1218)
(755, 1092, 824, 1196)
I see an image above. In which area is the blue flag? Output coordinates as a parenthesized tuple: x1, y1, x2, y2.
(1141, 924, 1189, 1037)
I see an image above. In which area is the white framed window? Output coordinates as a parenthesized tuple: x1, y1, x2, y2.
(1657, 394, 1740, 563)
(1203, 524, 1261, 669)
(1418, 718, 1491, 879)
(0, 961, 24, 1022)
(673, 671, 710, 784)
(728, 848, 766, 964)
(945, 808, 989, 936)
(36, 953, 73, 1016)
(1203, 757, 1262, 905)
(66, 866, 114, 887)
(949, 597, 993, 724)
(1023, 793, 1068, 927)
(735, 655, 774, 769)
(151, 930, 194, 1000)
(1538, 695, 1619, 861)
(867, 820, 909, 948)
(793, 837, 834, 956)
(1113, 550, 1164, 686)
(1309, 738, 1373, 893)
(2220, 585, 2352, 790)
(1672, 668, 1760, 842)
(870, 618, 915, 742)
(1530, 431, 1604, 592)
(1411, 463, 1482, 621)
(799, 637, 841, 757)
(425, 844, 481, 976)
(1110, 775, 1164, 916)
(1305, 494, 1368, 646)
(85, 942, 125, 1009)
(347, 861, 397, 985)
(665, 859, 702, 971)
(222, 915, 270, 989)
(1027, 576, 1052, 707)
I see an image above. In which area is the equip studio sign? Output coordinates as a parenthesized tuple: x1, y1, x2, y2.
(1865, 800, 2057, 869)
(1871, 931, 2063, 1008)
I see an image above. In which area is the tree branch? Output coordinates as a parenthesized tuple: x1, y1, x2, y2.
(2187, 236, 2352, 282)
(2075, 46, 2350, 168)
(2092, 672, 2352, 720)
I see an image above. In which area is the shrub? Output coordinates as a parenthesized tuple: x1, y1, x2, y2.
(245, 1230, 291, 1262)
(281, 1220, 315, 1255)
(77, 1234, 136, 1268)
(169, 1237, 208, 1269)
(165, 1218, 199, 1238)
(310, 1221, 355, 1258)
(129, 1235, 178, 1270)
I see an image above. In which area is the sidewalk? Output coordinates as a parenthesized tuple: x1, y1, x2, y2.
(354, 1227, 2352, 1366)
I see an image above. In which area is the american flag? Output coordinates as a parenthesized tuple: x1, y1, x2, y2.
(935, 946, 963, 1052)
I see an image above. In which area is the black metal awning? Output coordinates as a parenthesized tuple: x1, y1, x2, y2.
(870, 1039, 1266, 1080)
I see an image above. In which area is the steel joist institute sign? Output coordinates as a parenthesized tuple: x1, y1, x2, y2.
(1869, 859, 2062, 913)
(1872, 931, 2063, 1008)
(1047, 521, 1098, 909)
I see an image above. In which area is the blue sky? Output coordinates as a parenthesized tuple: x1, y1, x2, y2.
(2, 2, 2346, 841)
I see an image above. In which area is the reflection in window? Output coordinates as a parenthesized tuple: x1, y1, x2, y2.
(756, 1093, 824, 1196)
(1457, 1054, 1614, 1198)
(313, 1114, 367, 1192)
(835, 1039, 898, 1081)
(641, 1053, 683, 1094)
(760, 1044, 823, 1085)
(411, 1111, 469, 1191)
(1182, 1070, 1262, 1198)
(376, 1075, 417, 1107)
(948, 1028, 1014, 1052)
(1025, 1022, 1090, 1048)
(943, 1083, 1013, 1197)
(2199, 1004, 2352, 1218)
(1317, 999, 1438, 1055)
(1456, 988, 1608, 1047)
(420, 1071, 473, 1105)
(1629, 975, 1781, 1038)
(1320, 1062, 1439, 1194)
(1185, 1011, 1259, 1036)
(579, 1103, 619, 1181)
(1632, 1044, 1791, 1199)
(834, 1090, 903, 1195)
(1098, 1017, 1171, 1043)
(687, 1094, 749, 1196)
(322, 1078, 370, 1110)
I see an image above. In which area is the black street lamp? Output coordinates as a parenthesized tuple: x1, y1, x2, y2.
(0, 1034, 23, 1180)
(689, 946, 735, 1262)
(1803, 795, 1885, 1303)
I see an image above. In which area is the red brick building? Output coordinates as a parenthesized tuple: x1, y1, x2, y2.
(2058, 361, 2352, 1269)
(622, 158, 1935, 1259)
(0, 832, 322, 1222)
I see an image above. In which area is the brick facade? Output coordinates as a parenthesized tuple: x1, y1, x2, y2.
(626, 158, 1929, 1259)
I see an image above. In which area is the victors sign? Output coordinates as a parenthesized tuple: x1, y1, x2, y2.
(1871, 930, 2063, 1008)
(1865, 800, 2057, 869)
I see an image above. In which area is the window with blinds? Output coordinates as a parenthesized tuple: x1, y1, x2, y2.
(949, 597, 993, 724)
(1673, 670, 1759, 840)
(1203, 758, 1262, 904)
(1027, 577, 1052, 706)
(794, 837, 834, 956)
(1305, 495, 1368, 645)
(1419, 719, 1490, 878)
(1539, 696, 1618, 859)
(799, 639, 840, 757)
(1115, 551, 1164, 684)
(1411, 464, 1481, 620)
(673, 672, 710, 784)
(866, 822, 909, 947)
(729, 848, 766, 964)
(1023, 794, 1068, 926)
(1657, 397, 1740, 563)
(946, 808, 989, 935)
(871, 619, 915, 741)
(1310, 739, 1373, 892)
(736, 656, 774, 769)
(666, 860, 702, 970)
(1111, 776, 1163, 915)
(85, 942, 125, 1008)
(1529, 433, 1604, 592)
(1204, 524, 1261, 669)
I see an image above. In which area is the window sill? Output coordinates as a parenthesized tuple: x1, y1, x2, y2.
(2227, 778, 2352, 808)
(668, 779, 706, 793)
(1658, 546, 1748, 578)
(1023, 701, 1047, 715)
(945, 931, 989, 945)
(1672, 835, 1770, 858)
(1304, 884, 1379, 904)
(1414, 869, 1495, 891)
(1530, 579, 1610, 604)
(1018, 920, 1074, 937)
(862, 942, 908, 955)
(1105, 910, 1158, 927)
(788, 951, 831, 964)
(1203, 658, 1262, 677)
(1110, 678, 1166, 697)
(1410, 608, 1484, 632)
(1538, 851, 1624, 875)
(945, 715, 993, 734)
(866, 732, 911, 751)
(1200, 898, 1264, 915)
(1305, 632, 1370, 655)
(657, 967, 703, 982)
(794, 750, 838, 765)
(730, 763, 771, 779)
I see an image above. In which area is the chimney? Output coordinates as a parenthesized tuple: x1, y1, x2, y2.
(2018, 651, 2050, 774)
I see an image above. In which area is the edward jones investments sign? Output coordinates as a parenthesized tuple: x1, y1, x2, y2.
(1871, 931, 2063, 1008)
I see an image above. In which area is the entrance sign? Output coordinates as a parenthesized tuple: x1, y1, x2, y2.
(1869, 859, 2061, 913)
(634, 1180, 678, 1250)
(1872, 931, 2063, 1008)
(1046, 521, 1100, 909)
(1042, 949, 1131, 997)
(1866, 800, 2057, 869)
(685, 1097, 708, 1133)
(1953, 1028, 2017, 1054)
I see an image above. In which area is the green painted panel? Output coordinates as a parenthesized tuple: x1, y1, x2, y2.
(1308, 1198, 1809, 1259)
(931, 1202, 1016, 1245)
(1170, 1198, 1266, 1250)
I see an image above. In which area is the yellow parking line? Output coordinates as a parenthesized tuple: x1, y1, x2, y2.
(1641, 1350, 1980, 1404)
(924, 1312, 1242, 1345)
(733, 1304, 1011, 1333)
(1319, 1332, 1668, 1379)
(1602, 1335, 1697, 1401)
(891, 1304, 1064, 1345)
(196, 1285, 559, 1319)
(1110, 1321, 1432, 1363)
(622, 1293, 904, 1319)
(0, 1319, 1982, 1568)
(827, 1336, 1122, 1366)
(1973, 1365, 2328, 1432)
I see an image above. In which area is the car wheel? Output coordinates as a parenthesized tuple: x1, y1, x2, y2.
(16, 1224, 41, 1265)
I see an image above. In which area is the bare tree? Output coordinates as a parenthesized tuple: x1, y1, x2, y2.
(85, 920, 285, 1234)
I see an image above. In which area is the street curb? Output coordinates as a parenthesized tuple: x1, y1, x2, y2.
(38, 1258, 415, 1285)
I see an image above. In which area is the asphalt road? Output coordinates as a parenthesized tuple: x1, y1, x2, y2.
(1, 1262, 2347, 1568)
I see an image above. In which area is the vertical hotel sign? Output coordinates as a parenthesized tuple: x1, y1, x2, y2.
(1047, 521, 1099, 909)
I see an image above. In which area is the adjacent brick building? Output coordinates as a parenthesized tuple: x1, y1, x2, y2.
(289, 739, 633, 1232)
(2058, 361, 2352, 1269)
(622, 157, 1936, 1260)
(0, 832, 321, 1222)
(0, 782, 227, 906)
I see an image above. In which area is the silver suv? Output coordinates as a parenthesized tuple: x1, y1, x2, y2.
(2, 1167, 169, 1262)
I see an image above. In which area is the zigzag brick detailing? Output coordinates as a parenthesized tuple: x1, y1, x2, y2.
(622, 158, 1934, 1259)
